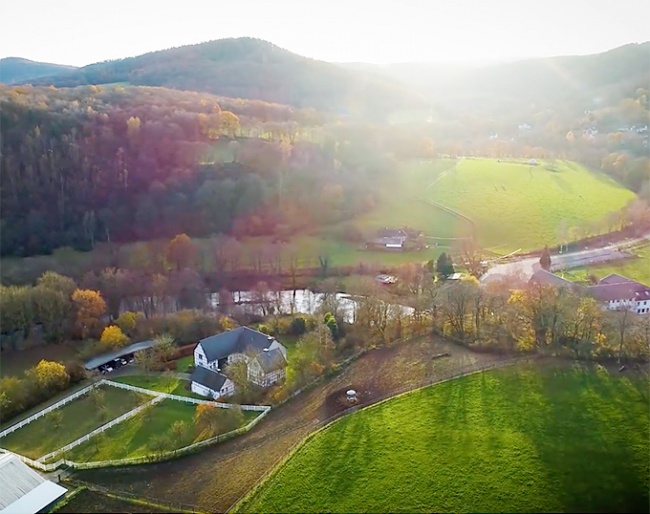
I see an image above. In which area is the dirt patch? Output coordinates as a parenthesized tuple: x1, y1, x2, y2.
(323, 385, 367, 418)
(73, 336, 508, 513)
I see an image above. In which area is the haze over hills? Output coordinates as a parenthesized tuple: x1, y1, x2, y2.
(11, 37, 649, 122)
(0, 57, 78, 85)
(18, 37, 428, 119)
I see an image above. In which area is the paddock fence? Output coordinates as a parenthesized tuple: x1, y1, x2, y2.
(0, 382, 100, 439)
(37, 396, 165, 463)
(102, 379, 271, 412)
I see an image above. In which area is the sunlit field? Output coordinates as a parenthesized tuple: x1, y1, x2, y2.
(239, 364, 649, 513)
(427, 159, 636, 252)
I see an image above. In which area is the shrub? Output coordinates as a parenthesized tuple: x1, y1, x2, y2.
(257, 324, 272, 335)
(65, 361, 87, 384)
(289, 316, 307, 336)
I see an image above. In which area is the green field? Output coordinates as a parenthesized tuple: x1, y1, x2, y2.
(426, 159, 636, 252)
(561, 243, 650, 285)
(66, 399, 259, 462)
(240, 365, 649, 513)
(0, 386, 150, 459)
(112, 375, 205, 399)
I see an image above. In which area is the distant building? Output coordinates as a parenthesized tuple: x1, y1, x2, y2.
(365, 228, 410, 251)
(375, 274, 398, 285)
(587, 274, 650, 315)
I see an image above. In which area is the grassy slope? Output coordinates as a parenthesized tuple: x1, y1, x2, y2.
(242, 365, 649, 513)
(561, 243, 650, 285)
(67, 399, 259, 462)
(0, 386, 149, 459)
(427, 159, 636, 252)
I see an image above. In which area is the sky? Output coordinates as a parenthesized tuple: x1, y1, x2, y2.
(2, 0, 649, 66)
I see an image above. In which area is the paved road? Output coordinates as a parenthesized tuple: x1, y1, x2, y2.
(480, 233, 650, 284)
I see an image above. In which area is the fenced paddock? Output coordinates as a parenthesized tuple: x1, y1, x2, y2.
(0, 378, 271, 472)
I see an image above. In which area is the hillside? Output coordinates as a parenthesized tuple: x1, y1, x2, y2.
(0, 57, 77, 84)
(20, 38, 427, 119)
(426, 158, 637, 252)
(345, 42, 650, 117)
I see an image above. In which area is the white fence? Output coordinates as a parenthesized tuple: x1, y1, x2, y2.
(0, 382, 100, 439)
(102, 379, 271, 412)
(37, 396, 165, 463)
(61, 406, 271, 470)
(0, 448, 64, 472)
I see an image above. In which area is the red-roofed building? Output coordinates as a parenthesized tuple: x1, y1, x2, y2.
(587, 275, 650, 315)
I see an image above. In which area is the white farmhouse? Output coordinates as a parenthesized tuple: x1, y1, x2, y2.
(190, 327, 288, 399)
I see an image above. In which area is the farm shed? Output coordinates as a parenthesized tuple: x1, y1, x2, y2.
(84, 339, 156, 371)
(0, 453, 67, 514)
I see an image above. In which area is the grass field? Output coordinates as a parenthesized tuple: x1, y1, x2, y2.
(561, 243, 650, 285)
(174, 355, 195, 373)
(112, 375, 205, 399)
(0, 386, 149, 459)
(240, 364, 649, 513)
(426, 159, 636, 252)
(66, 399, 259, 462)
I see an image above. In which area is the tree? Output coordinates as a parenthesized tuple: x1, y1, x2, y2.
(228, 360, 254, 403)
(135, 349, 157, 375)
(324, 313, 339, 341)
(36, 271, 77, 298)
(289, 316, 307, 336)
(166, 233, 197, 272)
(99, 325, 129, 349)
(220, 111, 240, 138)
(47, 409, 63, 429)
(436, 253, 455, 278)
(169, 420, 190, 444)
(115, 311, 139, 336)
(154, 333, 176, 363)
(540, 246, 552, 271)
(89, 387, 105, 409)
(149, 434, 171, 455)
(194, 404, 226, 437)
(71, 289, 107, 339)
(28, 359, 70, 391)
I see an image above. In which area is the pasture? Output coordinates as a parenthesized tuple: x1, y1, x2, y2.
(66, 399, 259, 462)
(0, 386, 149, 459)
(240, 364, 649, 513)
(426, 159, 636, 252)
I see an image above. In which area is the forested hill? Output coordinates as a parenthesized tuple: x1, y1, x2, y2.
(20, 37, 427, 119)
(0, 57, 77, 85)
(0, 84, 398, 257)
(343, 42, 650, 116)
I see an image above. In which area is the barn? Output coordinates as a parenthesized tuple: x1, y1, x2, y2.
(0, 453, 67, 514)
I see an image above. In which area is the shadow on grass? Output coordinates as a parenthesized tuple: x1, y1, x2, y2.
(487, 364, 649, 513)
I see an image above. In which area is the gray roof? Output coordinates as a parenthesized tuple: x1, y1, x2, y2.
(588, 282, 650, 302)
(198, 327, 276, 362)
(599, 273, 633, 285)
(254, 348, 287, 373)
(190, 366, 229, 392)
(0, 453, 67, 512)
(529, 269, 576, 289)
(84, 339, 156, 370)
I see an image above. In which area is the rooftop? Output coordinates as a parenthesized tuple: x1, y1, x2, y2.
(254, 348, 287, 373)
(198, 327, 278, 362)
(190, 366, 229, 392)
(0, 453, 67, 514)
(84, 339, 156, 370)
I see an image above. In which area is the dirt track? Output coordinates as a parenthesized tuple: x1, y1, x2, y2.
(73, 336, 505, 513)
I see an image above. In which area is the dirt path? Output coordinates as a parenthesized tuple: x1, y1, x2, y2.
(72, 336, 510, 513)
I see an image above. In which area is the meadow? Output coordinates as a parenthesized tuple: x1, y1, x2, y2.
(426, 159, 636, 252)
(239, 364, 649, 513)
(0, 386, 149, 459)
(66, 399, 259, 462)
